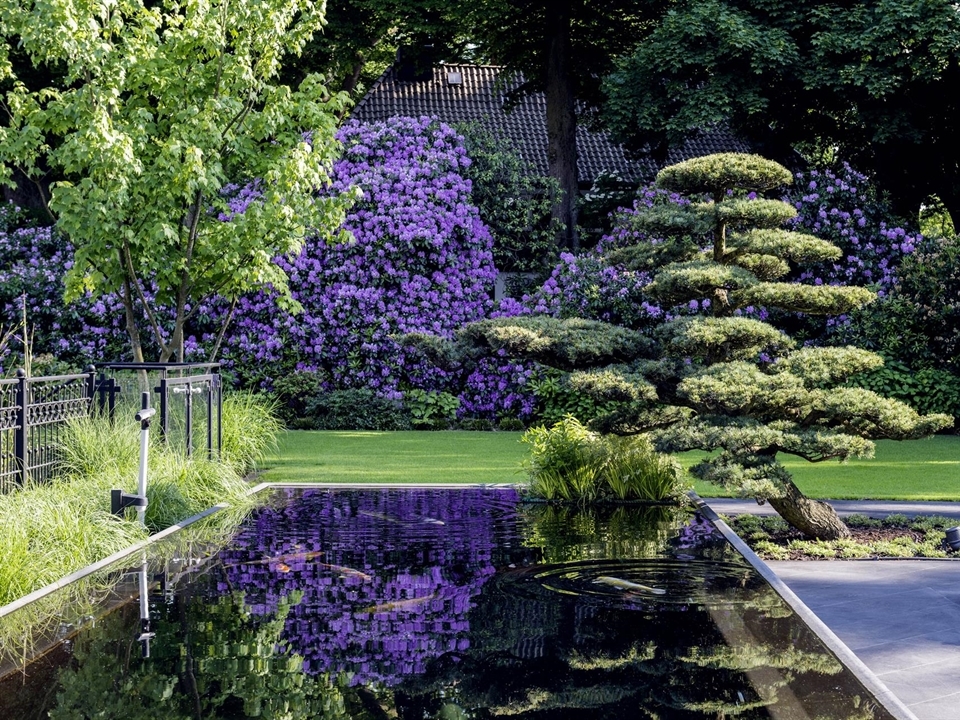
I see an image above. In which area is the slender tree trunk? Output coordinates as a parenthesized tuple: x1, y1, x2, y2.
(544, 2, 578, 251)
(768, 477, 850, 540)
(121, 273, 146, 363)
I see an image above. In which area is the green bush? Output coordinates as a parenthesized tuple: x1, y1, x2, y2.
(457, 121, 560, 274)
(271, 371, 324, 428)
(529, 368, 622, 426)
(405, 389, 460, 429)
(304, 388, 411, 431)
(521, 415, 687, 502)
(848, 357, 960, 426)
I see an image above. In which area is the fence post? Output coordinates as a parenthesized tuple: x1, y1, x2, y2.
(85, 365, 97, 415)
(158, 376, 169, 441)
(206, 380, 213, 460)
(185, 381, 193, 458)
(14, 369, 27, 487)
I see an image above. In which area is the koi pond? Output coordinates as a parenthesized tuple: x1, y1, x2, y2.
(1, 487, 898, 719)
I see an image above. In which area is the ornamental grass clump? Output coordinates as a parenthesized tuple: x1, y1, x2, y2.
(521, 416, 686, 503)
(0, 391, 274, 607)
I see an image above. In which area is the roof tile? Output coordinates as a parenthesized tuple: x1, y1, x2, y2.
(350, 63, 755, 184)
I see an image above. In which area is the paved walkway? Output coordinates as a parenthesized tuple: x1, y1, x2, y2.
(701, 498, 960, 720)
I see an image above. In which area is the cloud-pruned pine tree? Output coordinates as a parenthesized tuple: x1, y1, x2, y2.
(453, 154, 951, 539)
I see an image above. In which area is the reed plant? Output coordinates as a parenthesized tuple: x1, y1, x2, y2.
(220, 391, 283, 475)
(522, 416, 688, 503)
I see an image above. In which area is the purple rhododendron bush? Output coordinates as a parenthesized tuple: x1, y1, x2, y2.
(221, 116, 497, 396)
(0, 142, 936, 424)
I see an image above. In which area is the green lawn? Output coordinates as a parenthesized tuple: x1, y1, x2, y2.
(262, 430, 529, 484)
(263, 430, 960, 500)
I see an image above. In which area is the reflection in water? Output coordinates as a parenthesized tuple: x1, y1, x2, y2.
(0, 488, 895, 719)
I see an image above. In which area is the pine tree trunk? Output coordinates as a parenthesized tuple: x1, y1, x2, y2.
(768, 478, 850, 540)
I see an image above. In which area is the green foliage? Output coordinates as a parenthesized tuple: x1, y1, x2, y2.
(0, 0, 353, 362)
(658, 316, 795, 363)
(602, 0, 960, 226)
(405, 389, 461, 429)
(734, 229, 842, 264)
(459, 316, 653, 371)
(646, 260, 759, 305)
(849, 357, 960, 425)
(220, 392, 284, 475)
(270, 370, 325, 428)
(714, 198, 797, 229)
(305, 389, 412, 431)
(521, 416, 687, 502)
(656, 154, 794, 197)
(528, 368, 623, 427)
(770, 346, 884, 388)
(457, 121, 560, 273)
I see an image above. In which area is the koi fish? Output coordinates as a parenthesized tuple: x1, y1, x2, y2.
(314, 562, 373, 581)
(225, 550, 325, 568)
(359, 594, 436, 614)
(593, 576, 667, 595)
(358, 510, 445, 526)
(225, 552, 372, 581)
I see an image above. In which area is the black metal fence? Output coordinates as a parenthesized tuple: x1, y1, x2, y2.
(0, 363, 221, 494)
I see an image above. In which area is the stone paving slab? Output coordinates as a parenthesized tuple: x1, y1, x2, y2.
(768, 559, 960, 720)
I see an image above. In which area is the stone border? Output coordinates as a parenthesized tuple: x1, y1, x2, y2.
(690, 492, 919, 720)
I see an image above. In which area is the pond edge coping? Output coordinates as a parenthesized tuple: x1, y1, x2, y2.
(691, 491, 919, 720)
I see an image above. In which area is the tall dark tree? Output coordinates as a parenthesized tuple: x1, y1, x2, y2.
(460, 0, 670, 249)
(602, 0, 960, 226)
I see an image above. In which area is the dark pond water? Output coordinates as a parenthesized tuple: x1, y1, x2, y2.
(0, 487, 897, 719)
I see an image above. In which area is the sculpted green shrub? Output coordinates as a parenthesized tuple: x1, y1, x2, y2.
(446, 153, 951, 539)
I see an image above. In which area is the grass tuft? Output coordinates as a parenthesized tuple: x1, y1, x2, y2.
(220, 392, 284, 475)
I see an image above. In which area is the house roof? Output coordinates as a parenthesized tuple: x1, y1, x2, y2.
(350, 63, 756, 185)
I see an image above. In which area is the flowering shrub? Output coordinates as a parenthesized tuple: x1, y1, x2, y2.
(787, 163, 919, 296)
(0, 208, 129, 373)
(221, 117, 498, 401)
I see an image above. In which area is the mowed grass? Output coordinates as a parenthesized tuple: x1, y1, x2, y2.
(690, 435, 960, 500)
(263, 430, 529, 484)
(265, 430, 960, 500)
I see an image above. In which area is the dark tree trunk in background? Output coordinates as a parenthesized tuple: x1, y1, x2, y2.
(544, 3, 579, 251)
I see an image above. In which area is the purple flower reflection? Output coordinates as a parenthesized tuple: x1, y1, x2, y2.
(219, 487, 519, 687)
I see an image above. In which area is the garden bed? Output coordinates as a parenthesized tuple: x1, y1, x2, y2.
(727, 513, 960, 560)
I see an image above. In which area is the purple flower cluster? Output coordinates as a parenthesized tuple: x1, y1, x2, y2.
(220, 117, 498, 399)
(786, 163, 920, 297)
(0, 214, 129, 371)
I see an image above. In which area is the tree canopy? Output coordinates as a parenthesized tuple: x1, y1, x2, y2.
(602, 0, 960, 225)
(0, 0, 353, 362)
